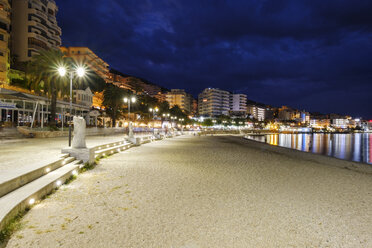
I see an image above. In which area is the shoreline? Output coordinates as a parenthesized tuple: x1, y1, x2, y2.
(241, 135, 372, 175)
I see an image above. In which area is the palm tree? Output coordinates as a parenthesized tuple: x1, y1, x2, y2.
(26, 49, 70, 127)
(102, 84, 127, 127)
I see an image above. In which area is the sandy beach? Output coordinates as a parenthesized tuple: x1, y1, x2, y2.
(5, 135, 372, 247)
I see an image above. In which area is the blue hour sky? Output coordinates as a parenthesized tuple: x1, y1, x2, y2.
(57, 0, 372, 118)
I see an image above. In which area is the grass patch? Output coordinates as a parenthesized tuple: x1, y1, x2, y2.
(79, 162, 97, 173)
(65, 175, 77, 185)
(0, 210, 28, 245)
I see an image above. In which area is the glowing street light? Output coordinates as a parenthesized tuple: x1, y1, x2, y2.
(58, 65, 86, 147)
(124, 96, 136, 138)
(123, 96, 136, 120)
(149, 107, 159, 119)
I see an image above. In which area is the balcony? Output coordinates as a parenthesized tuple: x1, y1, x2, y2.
(49, 34, 61, 44)
(28, 32, 48, 44)
(28, 8, 47, 22)
(49, 22, 62, 35)
(29, 21, 49, 33)
(48, 15, 56, 23)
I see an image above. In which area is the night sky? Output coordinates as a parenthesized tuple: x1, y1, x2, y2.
(57, 0, 372, 119)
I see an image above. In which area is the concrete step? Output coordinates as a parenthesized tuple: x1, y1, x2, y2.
(0, 159, 82, 231)
(95, 142, 133, 159)
(0, 155, 74, 198)
(93, 140, 128, 150)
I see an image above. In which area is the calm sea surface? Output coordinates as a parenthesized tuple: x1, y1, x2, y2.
(246, 133, 372, 165)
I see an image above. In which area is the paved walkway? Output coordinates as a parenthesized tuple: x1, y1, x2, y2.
(6, 136, 372, 247)
(0, 135, 126, 175)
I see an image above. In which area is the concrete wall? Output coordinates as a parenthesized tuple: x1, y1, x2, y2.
(17, 127, 126, 138)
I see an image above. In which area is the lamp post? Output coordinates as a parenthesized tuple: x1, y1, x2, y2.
(124, 96, 136, 138)
(170, 116, 178, 133)
(149, 107, 159, 119)
(58, 66, 86, 147)
(179, 118, 184, 133)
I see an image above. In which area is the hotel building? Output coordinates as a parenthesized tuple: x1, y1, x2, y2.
(198, 88, 230, 117)
(230, 94, 247, 116)
(166, 89, 193, 113)
(0, 0, 10, 85)
(247, 104, 266, 121)
(12, 0, 62, 61)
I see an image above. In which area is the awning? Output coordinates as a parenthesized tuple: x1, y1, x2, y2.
(0, 101, 17, 109)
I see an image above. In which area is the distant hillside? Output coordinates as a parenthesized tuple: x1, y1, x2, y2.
(110, 69, 169, 92)
(246, 99, 269, 108)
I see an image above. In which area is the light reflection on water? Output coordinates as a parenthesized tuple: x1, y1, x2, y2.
(247, 133, 372, 165)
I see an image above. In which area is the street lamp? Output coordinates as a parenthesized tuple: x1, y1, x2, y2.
(179, 118, 185, 133)
(124, 96, 136, 119)
(149, 107, 159, 119)
(170, 116, 177, 129)
(124, 96, 136, 138)
(58, 66, 86, 147)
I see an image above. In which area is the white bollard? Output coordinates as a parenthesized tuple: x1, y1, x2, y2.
(72, 116, 87, 149)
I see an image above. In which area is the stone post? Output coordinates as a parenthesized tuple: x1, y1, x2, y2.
(72, 116, 87, 149)
(129, 122, 134, 139)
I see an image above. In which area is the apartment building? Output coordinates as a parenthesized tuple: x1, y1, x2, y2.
(198, 88, 230, 117)
(109, 70, 135, 92)
(0, 0, 10, 85)
(12, 0, 62, 61)
(247, 104, 266, 121)
(230, 94, 247, 116)
(166, 89, 193, 113)
(60, 47, 111, 83)
(154, 92, 166, 102)
(278, 106, 296, 121)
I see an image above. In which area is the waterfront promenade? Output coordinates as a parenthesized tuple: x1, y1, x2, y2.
(6, 135, 372, 247)
(0, 135, 126, 175)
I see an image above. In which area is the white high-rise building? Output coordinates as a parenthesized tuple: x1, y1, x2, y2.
(198, 88, 230, 117)
(198, 88, 248, 117)
(12, 0, 62, 61)
(247, 104, 266, 121)
(0, 0, 10, 84)
(230, 94, 247, 116)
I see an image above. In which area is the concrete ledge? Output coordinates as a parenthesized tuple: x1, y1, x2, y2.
(128, 135, 155, 145)
(94, 142, 133, 159)
(17, 127, 126, 138)
(62, 148, 94, 164)
(155, 133, 166, 140)
(0, 155, 74, 198)
(0, 160, 81, 231)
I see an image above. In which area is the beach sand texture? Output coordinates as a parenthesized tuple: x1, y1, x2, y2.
(6, 135, 372, 248)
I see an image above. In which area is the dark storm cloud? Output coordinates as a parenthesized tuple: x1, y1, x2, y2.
(56, 0, 372, 118)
